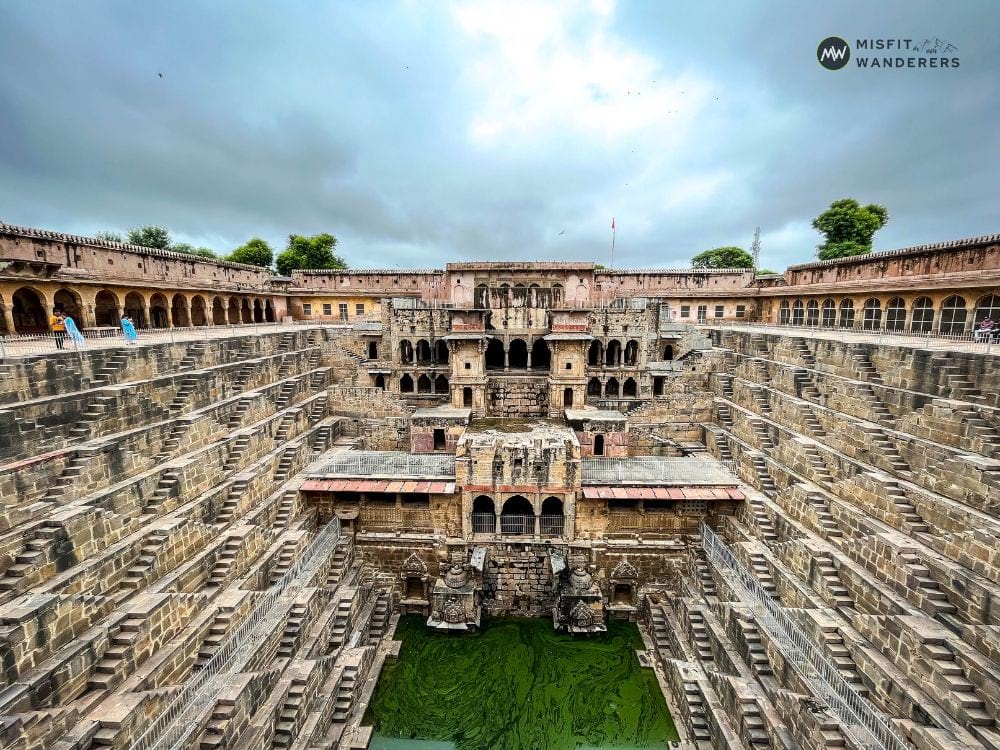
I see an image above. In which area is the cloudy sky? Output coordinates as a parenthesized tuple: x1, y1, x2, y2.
(1, 1, 997, 271)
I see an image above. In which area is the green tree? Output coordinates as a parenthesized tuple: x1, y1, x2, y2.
(812, 198, 889, 260)
(275, 233, 346, 276)
(126, 225, 171, 250)
(170, 242, 217, 258)
(757, 268, 778, 275)
(690, 246, 753, 269)
(95, 230, 123, 242)
(228, 237, 274, 268)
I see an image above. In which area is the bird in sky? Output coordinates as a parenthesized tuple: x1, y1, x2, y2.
(158, 73, 164, 78)
(558, 229, 565, 235)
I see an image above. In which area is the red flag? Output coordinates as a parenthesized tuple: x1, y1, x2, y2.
(611, 217, 615, 230)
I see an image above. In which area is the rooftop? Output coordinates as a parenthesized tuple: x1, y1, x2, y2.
(580, 456, 738, 486)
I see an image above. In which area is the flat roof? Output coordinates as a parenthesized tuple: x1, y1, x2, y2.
(580, 456, 737, 486)
(412, 407, 472, 420)
(310, 450, 456, 479)
(564, 408, 626, 422)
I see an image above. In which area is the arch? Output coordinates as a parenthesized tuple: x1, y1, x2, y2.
(417, 374, 432, 393)
(605, 377, 620, 397)
(54, 288, 84, 328)
(212, 296, 226, 325)
(974, 294, 1000, 325)
(171, 294, 190, 327)
(473, 495, 495, 514)
(150, 293, 170, 328)
(838, 299, 855, 328)
(862, 298, 882, 330)
(552, 283, 563, 306)
(368, 341, 379, 359)
(623, 339, 639, 366)
(593, 434, 605, 456)
(240, 298, 252, 324)
(475, 283, 489, 309)
(587, 377, 602, 396)
(11, 287, 47, 333)
(399, 340, 414, 364)
(605, 339, 621, 366)
(434, 339, 449, 364)
(190, 295, 208, 326)
(910, 297, 934, 332)
(485, 338, 505, 369)
(125, 291, 147, 328)
(791, 300, 804, 326)
(227, 296, 240, 324)
(540, 496, 564, 537)
(940, 295, 967, 334)
(622, 377, 637, 397)
(806, 300, 819, 327)
(563, 387, 574, 408)
(588, 340, 603, 366)
(821, 298, 836, 327)
(253, 298, 264, 323)
(779, 300, 790, 325)
(416, 339, 432, 364)
(264, 300, 276, 323)
(374, 373, 386, 390)
(434, 374, 449, 394)
(663, 343, 674, 361)
(399, 374, 414, 393)
(885, 297, 906, 330)
(472, 495, 495, 533)
(501, 495, 533, 535)
(94, 289, 120, 327)
(531, 338, 550, 370)
(508, 339, 528, 368)
(462, 386, 473, 407)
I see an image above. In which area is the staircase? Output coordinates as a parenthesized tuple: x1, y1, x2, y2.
(748, 499, 778, 542)
(309, 394, 328, 423)
(194, 611, 233, 669)
(739, 617, 772, 676)
(233, 361, 258, 390)
(898, 553, 957, 617)
(747, 552, 778, 597)
(717, 403, 734, 429)
(856, 382, 895, 427)
(647, 602, 672, 660)
(882, 481, 929, 533)
(277, 332, 295, 354)
(154, 421, 188, 462)
(216, 479, 249, 525)
(687, 609, 714, 663)
(273, 491, 299, 529)
(931, 355, 984, 403)
(681, 679, 712, 742)
(0, 525, 61, 591)
(168, 376, 198, 413)
(118, 531, 169, 593)
(204, 537, 242, 590)
(821, 631, 867, 695)
(802, 443, 833, 484)
(330, 665, 358, 723)
(269, 541, 299, 585)
(178, 343, 207, 371)
(692, 549, 717, 597)
(227, 397, 253, 429)
(747, 417, 774, 450)
(67, 394, 116, 440)
(869, 430, 909, 474)
(43, 452, 90, 500)
(275, 409, 301, 442)
(850, 347, 882, 384)
(272, 681, 307, 748)
(224, 434, 251, 472)
(920, 642, 995, 729)
(814, 555, 854, 609)
(807, 493, 843, 538)
(90, 350, 129, 387)
(273, 446, 298, 483)
(275, 381, 297, 409)
(144, 469, 182, 515)
(749, 455, 778, 497)
(328, 598, 353, 651)
(89, 615, 145, 690)
(794, 369, 822, 401)
(277, 603, 309, 659)
(748, 385, 771, 414)
(792, 338, 815, 365)
(368, 591, 391, 644)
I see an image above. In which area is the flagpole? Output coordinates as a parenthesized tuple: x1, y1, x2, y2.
(611, 218, 616, 269)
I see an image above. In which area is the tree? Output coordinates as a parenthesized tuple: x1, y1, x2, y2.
(275, 233, 346, 276)
(170, 242, 217, 259)
(691, 246, 754, 269)
(812, 198, 888, 260)
(126, 225, 171, 250)
(757, 268, 778, 275)
(228, 237, 274, 268)
(96, 230, 123, 242)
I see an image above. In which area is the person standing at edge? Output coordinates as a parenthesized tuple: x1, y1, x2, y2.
(50, 309, 66, 349)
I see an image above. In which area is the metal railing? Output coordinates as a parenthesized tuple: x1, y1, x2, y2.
(471, 512, 496, 534)
(315, 451, 456, 478)
(581, 457, 733, 485)
(700, 523, 909, 750)
(0, 322, 319, 361)
(500, 514, 535, 535)
(129, 518, 341, 750)
(539, 515, 565, 537)
(701, 321, 1000, 355)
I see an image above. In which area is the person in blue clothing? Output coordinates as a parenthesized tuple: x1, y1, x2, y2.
(121, 314, 138, 345)
(63, 314, 86, 348)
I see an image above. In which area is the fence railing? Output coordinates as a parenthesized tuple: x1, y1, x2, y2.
(0, 322, 321, 361)
(359, 506, 433, 531)
(700, 523, 909, 750)
(316, 452, 456, 478)
(701, 321, 1000, 354)
(581, 457, 731, 485)
(128, 518, 341, 750)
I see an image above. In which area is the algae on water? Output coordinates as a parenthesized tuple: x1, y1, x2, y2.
(367, 615, 679, 750)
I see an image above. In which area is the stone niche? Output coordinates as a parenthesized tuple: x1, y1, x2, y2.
(551, 550, 606, 634)
(565, 408, 628, 458)
(410, 406, 470, 454)
(427, 547, 486, 632)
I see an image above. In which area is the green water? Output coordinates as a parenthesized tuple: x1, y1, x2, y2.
(366, 615, 678, 750)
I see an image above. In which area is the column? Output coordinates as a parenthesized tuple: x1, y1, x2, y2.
(2, 305, 15, 335)
(82, 304, 97, 329)
(142, 304, 152, 330)
(115, 305, 124, 325)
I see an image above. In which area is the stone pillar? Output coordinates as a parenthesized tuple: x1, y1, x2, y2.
(495, 513, 501, 535)
(2, 305, 15, 335)
(115, 305, 124, 325)
(82, 304, 97, 329)
(142, 304, 152, 330)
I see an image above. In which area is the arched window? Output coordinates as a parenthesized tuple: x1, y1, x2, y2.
(605, 377, 620, 397)
(623, 340, 639, 366)
(588, 340, 603, 366)
(434, 375, 449, 393)
(885, 298, 905, 330)
(11, 287, 47, 333)
(416, 339, 432, 364)
(417, 374, 432, 393)
(434, 339, 449, 364)
(501, 496, 534, 535)
(593, 434, 605, 456)
(151, 293, 170, 328)
(839, 299, 855, 328)
(127, 292, 148, 328)
(531, 339, 550, 370)
(485, 338, 505, 369)
(862, 298, 882, 330)
(399, 374, 414, 393)
(227, 296, 240, 324)
(623, 377, 637, 397)
(940, 295, 967, 334)
(778, 300, 790, 325)
(253, 298, 264, 323)
(540, 497, 564, 537)
(211, 296, 225, 326)
(475, 284, 489, 309)
(791, 300, 804, 325)
(265, 300, 276, 322)
(552, 283, 563, 306)
(54, 289, 85, 328)
(191, 295, 208, 326)
(94, 289, 120, 326)
(663, 344, 674, 360)
(821, 299, 836, 327)
(605, 340, 621, 366)
(472, 496, 495, 533)
(374, 374, 385, 389)
(171, 294, 190, 327)
(910, 297, 934, 332)
(806, 300, 819, 327)
(587, 377, 602, 396)
(241, 298, 252, 324)
(508, 339, 528, 368)
(974, 294, 1000, 325)
(399, 340, 414, 364)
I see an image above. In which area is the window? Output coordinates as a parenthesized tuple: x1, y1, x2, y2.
(433, 428, 446, 451)
(714, 305, 724, 318)
(792, 300, 804, 325)
(940, 295, 967, 335)
(680, 305, 690, 318)
(806, 300, 819, 326)
(323, 303, 332, 316)
(821, 299, 836, 326)
(339, 303, 348, 321)
(736, 305, 746, 318)
(565, 362, 572, 370)
(862, 299, 882, 330)
(356, 303, 365, 316)
(910, 297, 933, 332)
(886, 298, 905, 330)
(839, 299, 855, 328)
(697, 305, 707, 322)
(779, 300, 790, 324)
(464, 362, 471, 370)
(302, 303, 312, 316)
